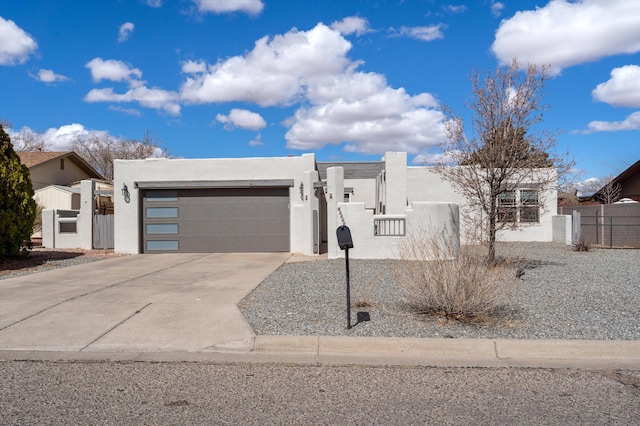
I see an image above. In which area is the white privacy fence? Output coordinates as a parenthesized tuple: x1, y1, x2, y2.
(41, 180, 114, 250)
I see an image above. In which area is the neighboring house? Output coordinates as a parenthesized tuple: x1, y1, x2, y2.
(598, 159, 640, 202)
(17, 151, 104, 191)
(114, 152, 558, 258)
(34, 185, 81, 211)
(18, 152, 110, 241)
(578, 160, 640, 204)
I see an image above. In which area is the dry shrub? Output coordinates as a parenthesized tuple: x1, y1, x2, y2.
(572, 237, 591, 252)
(393, 230, 519, 321)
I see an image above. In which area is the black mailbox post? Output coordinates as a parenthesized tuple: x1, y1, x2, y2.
(336, 226, 354, 329)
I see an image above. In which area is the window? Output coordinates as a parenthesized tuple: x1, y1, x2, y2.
(146, 207, 178, 218)
(498, 189, 539, 223)
(145, 190, 178, 202)
(520, 190, 539, 223)
(146, 223, 178, 234)
(497, 191, 517, 223)
(60, 159, 65, 170)
(146, 240, 179, 251)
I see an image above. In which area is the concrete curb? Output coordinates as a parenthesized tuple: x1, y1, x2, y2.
(2, 337, 639, 370)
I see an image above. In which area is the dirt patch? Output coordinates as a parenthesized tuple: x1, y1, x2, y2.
(0, 245, 126, 279)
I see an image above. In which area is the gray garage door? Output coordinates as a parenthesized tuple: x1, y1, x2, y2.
(142, 187, 290, 253)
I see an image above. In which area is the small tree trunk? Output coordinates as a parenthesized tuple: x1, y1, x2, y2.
(487, 197, 497, 266)
(487, 219, 496, 266)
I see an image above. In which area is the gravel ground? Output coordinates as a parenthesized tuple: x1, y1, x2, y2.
(239, 243, 640, 340)
(0, 248, 122, 281)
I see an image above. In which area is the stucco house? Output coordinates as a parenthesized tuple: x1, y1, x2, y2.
(17, 151, 104, 191)
(18, 151, 109, 240)
(114, 152, 558, 259)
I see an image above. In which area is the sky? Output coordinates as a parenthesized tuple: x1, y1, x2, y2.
(1, 0, 639, 185)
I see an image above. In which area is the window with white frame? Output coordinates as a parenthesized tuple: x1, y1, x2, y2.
(497, 189, 540, 223)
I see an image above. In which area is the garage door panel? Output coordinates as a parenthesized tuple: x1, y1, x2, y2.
(143, 187, 290, 253)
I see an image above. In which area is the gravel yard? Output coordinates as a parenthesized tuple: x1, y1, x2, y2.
(239, 243, 640, 340)
(0, 247, 123, 280)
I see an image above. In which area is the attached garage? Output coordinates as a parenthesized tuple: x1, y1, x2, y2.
(139, 182, 292, 253)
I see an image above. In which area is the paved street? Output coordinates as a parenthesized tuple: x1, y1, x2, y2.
(1, 360, 639, 425)
(1, 253, 639, 424)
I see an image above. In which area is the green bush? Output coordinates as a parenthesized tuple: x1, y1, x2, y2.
(0, 124, 36, 257)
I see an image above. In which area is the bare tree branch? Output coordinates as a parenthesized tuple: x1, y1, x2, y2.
(72, 131, 170, 181)
(435, 59, 573, 264)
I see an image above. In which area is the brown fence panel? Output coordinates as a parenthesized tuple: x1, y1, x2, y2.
(559, 204, 640, 248)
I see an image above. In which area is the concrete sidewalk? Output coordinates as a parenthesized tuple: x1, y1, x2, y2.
(2, 336, 639, 370)
(1, 253, 639, 370)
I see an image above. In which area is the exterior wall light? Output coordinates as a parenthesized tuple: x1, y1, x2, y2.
(299, 181, 304, 200)
(122, 183, 130, 203)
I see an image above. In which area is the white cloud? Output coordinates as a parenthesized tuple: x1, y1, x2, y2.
(330, 16, 371, 36)
(145, 0, 163, 7)
(443, 5, 467, 14)
(85, 57, 180, 115)
(192, 0, 264, 15)
(592, 65, 640, 108)
(249, 133, 264, 146)
(85, 86, 180, 115)
(33, 123, 109, 151)
(216, 108, 266, 131)
(86, 58, 142, 83)
(181, 59, 207, 74)
(118, 22, 134, 43)
(31, 68, 69, 83)
(285, 71, 446, 154)
(492, 0, 640, 76)
(0, 16, 38, 65)
(389, 25, 445, 42)
(180, 23, 352, 106)
(490, 1, 505, 17)
(180, 22, 447, 154)
(585, 111, 640, 133)
(412, 150, 461, 165)
(108, 105, 142, 116)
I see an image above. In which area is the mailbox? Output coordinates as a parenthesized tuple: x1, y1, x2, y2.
(336, 225, 353, 250)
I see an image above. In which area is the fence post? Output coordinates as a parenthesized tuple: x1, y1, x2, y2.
(572, 211, 581, 244)
(610, 216, 613, 248)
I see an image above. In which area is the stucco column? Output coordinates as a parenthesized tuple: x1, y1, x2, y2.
(301, 170, 320, 255)
(384, 152, 407, 215)
(326, 166, 344, 259)
(42, 209, 55, 248)
(79, 179, 95, 249)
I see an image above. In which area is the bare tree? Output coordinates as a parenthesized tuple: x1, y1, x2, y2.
(0, 121, 48, 152)
(435, 59, 572, 264)
(595, 178, 622, 204)
(72, 130, 170, 180)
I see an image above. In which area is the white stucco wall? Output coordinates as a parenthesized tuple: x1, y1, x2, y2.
(114, 154, 318, 254)
(330, 201, 460, 260)
(383, 152, 408, 214)
(552, 215, 572, 245)
(344, 178, 377, 209)
(40, 179, 95, 249)
(406, 166, 557, 243)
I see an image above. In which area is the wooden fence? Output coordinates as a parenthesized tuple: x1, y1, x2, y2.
(93, 214, 114, 249)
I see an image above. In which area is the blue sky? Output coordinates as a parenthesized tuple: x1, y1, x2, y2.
(1, 0, 639, 184)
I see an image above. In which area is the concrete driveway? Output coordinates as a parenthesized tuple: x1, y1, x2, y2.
(0, 253, 289, 353)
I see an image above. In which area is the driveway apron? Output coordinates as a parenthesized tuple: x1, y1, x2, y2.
(0, 253, 289, 353)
